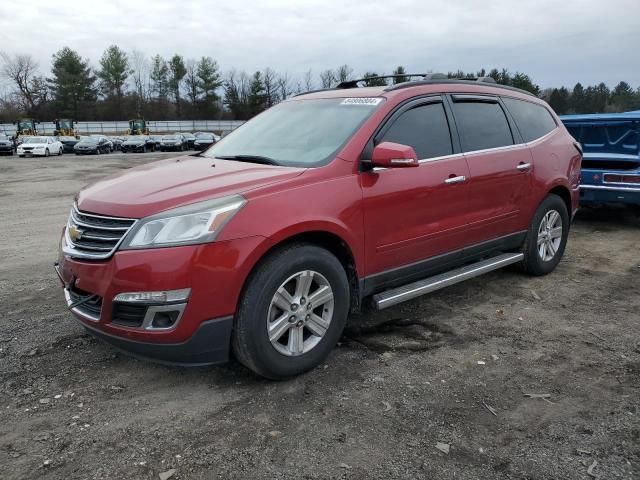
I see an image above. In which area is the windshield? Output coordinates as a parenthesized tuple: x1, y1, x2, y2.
(204, 98, 382, 167)
(196, 134, 214, 141)
(24, 137, 47, 144)
(79, 137, 99, 144)
(162, 135, 178, 140)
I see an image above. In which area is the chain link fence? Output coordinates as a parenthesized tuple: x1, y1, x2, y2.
(0, 120, 245, 136)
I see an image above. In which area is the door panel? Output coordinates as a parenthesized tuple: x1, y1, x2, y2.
(361, 155, 470, 276)
(450, 97, 532, 243)
(464, 145, 533, 242)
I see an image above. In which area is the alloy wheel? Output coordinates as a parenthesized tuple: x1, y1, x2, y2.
(267, 270, 334, 356)
(537, 209, 563, 261)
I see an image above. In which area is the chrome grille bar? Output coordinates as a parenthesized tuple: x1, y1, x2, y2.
(62, 204, 137, 260)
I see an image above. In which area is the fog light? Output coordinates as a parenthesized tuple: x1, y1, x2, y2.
(152, 310, 180, 329)
(113, 288, 191, 303)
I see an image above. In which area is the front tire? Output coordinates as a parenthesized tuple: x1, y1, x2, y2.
(45, 148, 50, 157)
(232, 244, 350, 379)
(520, 194, 569, 276)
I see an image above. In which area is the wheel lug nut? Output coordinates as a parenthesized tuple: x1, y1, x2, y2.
(307, 303, 312, 310)
(289, 315, 296, 323)
(300, 297, 306, 305)
(305, 314, 310, 320)
(290, 304, 298, 311)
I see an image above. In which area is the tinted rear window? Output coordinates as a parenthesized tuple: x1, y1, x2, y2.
(452, 101, 513, 152)
(503, 97, 557, 142)
(380, 102, 452, 159)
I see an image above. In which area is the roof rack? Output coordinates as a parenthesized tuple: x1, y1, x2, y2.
(294, 73, 533, 98)
(336, 73, 429, 89)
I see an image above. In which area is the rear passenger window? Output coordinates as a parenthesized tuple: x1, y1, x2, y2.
(380, 102, 453, 159)
(503, 97, 557, 142)
(452, 101, 513, 152)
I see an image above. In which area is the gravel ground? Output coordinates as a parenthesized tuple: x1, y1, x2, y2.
(0, 152, 638, 479)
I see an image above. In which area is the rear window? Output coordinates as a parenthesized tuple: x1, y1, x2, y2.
(380, 102, 453, 160)
(503, 97, 557, 142)
(452, 101, 514, 152)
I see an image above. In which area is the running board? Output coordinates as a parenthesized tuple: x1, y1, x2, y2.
(372, 252, 524, 310)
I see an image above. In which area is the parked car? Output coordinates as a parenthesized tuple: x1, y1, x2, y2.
(59, 136, 80, 153)
(55, 77, 580, 379)
(109, 136, 124, 151)
(0, 134, 14, 155)
(120, 136, 154, 153)
(149, 135, 163, 151)
(17, 136, 63, 157)
(74, 136, 111, 155)
(160, 134, 186, 152)
(561, 111, 639, 207)
(193, 132, 216, 150)
(178, 132, 196, 149)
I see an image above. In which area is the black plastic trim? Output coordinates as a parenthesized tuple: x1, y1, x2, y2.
(80, 316, 233, 366)
(362, 231, 526, 296)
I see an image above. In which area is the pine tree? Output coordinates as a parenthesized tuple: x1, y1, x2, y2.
(150, 55, 169, 100)
(48, 47, 96, 119)
(392, 66, 408, 84)
(248, 71, 267, 116)
(196, 56, 223, 116)
(96, 45, 130, 116)
(168, 54, 186, 117)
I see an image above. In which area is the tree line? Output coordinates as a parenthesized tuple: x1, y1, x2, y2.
(1, 45, 639, 123)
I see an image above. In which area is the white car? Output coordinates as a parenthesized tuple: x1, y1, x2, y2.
(17, 136, 63, 157)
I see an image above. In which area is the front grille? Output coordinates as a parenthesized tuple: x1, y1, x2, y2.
(69, 286, 103, 320)
(65, 204, 137, 260)
(112, 302, 147, 328)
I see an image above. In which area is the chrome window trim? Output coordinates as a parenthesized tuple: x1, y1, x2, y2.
(63, 203, 138, 260)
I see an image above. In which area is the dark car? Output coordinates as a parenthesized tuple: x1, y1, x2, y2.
(0, 135, 14, 155)
(74, 136, 111, 155)
(193, 133, 216, 151)
(109, 136, 124, 151)
(121, 136, 154, 153)
(176, 132, 195, 149)
(59, 136, 79, 153)
(149, 135, 163, 151)
(160, 134, 186, 152)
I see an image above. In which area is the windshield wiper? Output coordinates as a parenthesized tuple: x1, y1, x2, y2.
(215, 155, 281, 166)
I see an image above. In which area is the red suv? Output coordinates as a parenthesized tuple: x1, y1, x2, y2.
(55, 76, 581, 379)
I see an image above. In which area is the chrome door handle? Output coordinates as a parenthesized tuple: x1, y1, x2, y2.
(517, 163, 531, 171)
(444, 175, 466, 185)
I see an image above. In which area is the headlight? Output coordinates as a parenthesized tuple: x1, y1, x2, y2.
(121, 195, 246, 249)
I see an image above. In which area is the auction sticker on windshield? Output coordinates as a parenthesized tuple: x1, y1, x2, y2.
(341, 98, 383, 106)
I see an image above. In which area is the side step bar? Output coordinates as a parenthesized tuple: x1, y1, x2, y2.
(373, 252, 524, 310)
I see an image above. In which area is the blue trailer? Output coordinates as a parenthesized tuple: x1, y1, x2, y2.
(561, 111, 640, 207)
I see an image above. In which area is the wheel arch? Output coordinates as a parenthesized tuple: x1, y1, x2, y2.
(239, 228, 362, 314)
(547, 184, 572, 216)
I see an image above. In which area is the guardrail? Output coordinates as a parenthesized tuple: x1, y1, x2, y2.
(0, 120, 246, 136)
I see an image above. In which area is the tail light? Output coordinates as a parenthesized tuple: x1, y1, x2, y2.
(603, 174, 640, 184)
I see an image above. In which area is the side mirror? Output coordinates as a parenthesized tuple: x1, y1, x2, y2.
(371, 141, 419, 168)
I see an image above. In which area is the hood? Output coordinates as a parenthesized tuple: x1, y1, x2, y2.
(77, 154, 305, 218)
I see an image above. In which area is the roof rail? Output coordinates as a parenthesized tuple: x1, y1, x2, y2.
(336, 73, 429, 89)
(384, 78, 534, 97)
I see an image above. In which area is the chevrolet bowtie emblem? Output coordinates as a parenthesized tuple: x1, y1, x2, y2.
(68, 225, 83, 241)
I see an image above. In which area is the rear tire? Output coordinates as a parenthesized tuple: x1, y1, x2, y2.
(45, 148, 50, 157)
(520, 194, 569, 276)
(232, 244, 350, 379)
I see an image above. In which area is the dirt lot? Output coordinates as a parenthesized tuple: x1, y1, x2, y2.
(0, 152, 638, 480)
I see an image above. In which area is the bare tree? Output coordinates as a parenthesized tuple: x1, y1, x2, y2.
(319, 69, 336, 89)
(277, 72, 293, 101)
(303, 69, 314, 91)
(130, 49, 149, 115)
(0, 52, 48, 115)
(184, 59, 199, 105)
(335, 64, 353, 83)
(262, 67, 279, 107)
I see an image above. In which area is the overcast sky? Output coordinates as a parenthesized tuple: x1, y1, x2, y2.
(1, 0, 638, 90)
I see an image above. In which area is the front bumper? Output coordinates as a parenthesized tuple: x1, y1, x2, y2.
(121, 145, 146, 152)
(55, 234, 265, 365)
